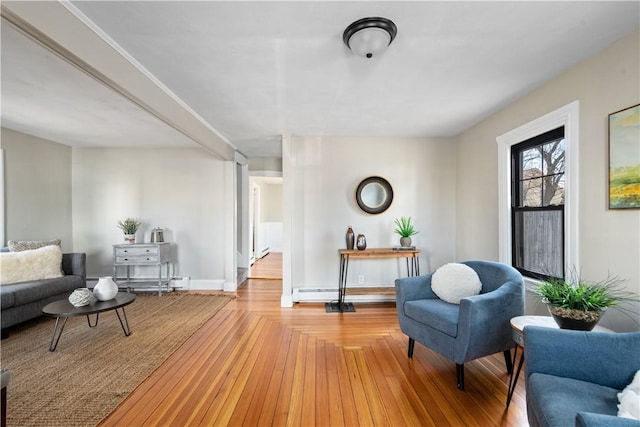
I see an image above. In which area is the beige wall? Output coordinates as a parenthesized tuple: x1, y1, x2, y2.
(0, 128, 73, 251)
(72, 147, 229, 281)
(287, 136, 457, 290)
(456, 30, 640, 331)
(261, 183, 282, 223)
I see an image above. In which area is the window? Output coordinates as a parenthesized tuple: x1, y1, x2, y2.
(497, 101, 579, 280)
(511, 127, 565, 279)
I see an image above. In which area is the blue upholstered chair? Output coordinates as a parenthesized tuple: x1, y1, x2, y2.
(395, 260, 524, 390)
(524, 326, 640, 427)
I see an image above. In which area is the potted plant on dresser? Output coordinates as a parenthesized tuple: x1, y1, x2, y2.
(117, 218, 142, 244)
(530, 270, 638, 330)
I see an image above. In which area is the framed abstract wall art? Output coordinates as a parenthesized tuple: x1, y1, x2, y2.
(609, 104, 640, 209)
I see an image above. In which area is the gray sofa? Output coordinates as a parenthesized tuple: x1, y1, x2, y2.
(1, 252, 86, 336)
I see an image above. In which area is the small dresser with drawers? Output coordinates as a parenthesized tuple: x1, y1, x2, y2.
(113, 243, 172, 295)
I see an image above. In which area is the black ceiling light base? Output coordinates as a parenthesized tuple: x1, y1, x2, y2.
(343, 17, 397, 59)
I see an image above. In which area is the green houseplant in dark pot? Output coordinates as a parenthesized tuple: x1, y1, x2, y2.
(530, 270, 637, 330)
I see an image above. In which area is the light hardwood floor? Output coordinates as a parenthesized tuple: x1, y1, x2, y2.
(249, 252, 283, 280)
(99, 275, 528, 426)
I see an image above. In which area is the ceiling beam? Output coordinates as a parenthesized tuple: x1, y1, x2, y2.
(1, 1, 236, 160)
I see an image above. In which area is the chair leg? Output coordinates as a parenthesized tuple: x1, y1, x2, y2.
(456, 363, 464, 390)
(407, 337, 415, 358)
(503, 349, 513, 374)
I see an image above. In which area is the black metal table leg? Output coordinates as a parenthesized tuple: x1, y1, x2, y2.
(49, 317, 69, 352)
(115, 307, 132, 336)
(87, 313, 99, 328)
(506, 345, 524, 408)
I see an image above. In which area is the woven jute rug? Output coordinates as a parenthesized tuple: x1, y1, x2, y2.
(1, 292, 233, 427)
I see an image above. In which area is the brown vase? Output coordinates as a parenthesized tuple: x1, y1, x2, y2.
(346, 226, 355, 250)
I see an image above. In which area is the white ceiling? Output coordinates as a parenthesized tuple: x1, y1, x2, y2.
(1, 1, 639, 158)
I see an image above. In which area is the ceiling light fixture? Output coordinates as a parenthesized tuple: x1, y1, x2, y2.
(343, 17, 397, 59)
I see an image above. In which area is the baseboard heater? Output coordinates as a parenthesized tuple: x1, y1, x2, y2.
(258, 246, 270, 259)
(293, 288, 395, 303)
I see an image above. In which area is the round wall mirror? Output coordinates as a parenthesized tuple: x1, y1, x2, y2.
(355, 176, 393, 214)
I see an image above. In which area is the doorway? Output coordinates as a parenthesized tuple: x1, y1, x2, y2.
(249, 176, 283, 279)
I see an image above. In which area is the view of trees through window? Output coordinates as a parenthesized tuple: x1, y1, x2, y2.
(512, 127, 565, 279)
(519, 138, 565, 207)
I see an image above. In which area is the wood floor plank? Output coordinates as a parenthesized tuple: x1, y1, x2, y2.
(99, 277, 529, 427)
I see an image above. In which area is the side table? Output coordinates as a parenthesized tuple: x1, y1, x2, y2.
(505, 315, 612, 408)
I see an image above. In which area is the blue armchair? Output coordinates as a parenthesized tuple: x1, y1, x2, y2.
(395, 260, 524, 390)
(524, 326, 640, 427)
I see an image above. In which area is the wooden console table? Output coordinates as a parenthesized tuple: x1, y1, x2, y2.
(333, 248, 421, 312)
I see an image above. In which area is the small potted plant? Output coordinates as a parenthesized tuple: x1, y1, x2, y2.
(394, 216, 418, 247)
(530, 270, 637, 330)
(117, 218, 142, 244)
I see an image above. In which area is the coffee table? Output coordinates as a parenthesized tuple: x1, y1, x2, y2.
(505, 315, 612, 408)
(42, 292, 136, 351)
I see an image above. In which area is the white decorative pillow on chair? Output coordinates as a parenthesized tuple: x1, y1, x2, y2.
(0, 245, 63, 285)
(618, 370, 640, 420)
(431, 263, 482, 304)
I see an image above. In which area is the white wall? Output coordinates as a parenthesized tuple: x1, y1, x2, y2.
(456, 30, 640, 331)
(0, 128, 73, 251)
(72, 147, 231, 284)
(286, 136, 456, 291)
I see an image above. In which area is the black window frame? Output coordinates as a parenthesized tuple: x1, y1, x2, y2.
(511, 127, 565, 281)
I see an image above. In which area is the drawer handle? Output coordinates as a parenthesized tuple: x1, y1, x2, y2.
(146, 257, 150, 261)
(124, 258, 128, 261)
(146, 249, 150, 252)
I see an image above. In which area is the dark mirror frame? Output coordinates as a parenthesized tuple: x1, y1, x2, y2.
(355, 176, 394, 214)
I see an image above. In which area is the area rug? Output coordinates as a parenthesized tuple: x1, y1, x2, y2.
(1, 292, 233, 427)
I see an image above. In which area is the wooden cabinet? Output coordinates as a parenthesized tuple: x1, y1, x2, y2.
(113, 243, 172, 295)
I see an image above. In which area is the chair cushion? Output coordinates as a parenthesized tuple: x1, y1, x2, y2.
(527, 372, 620, 427)
(404, 298, 459, 337)
(431, 262, 482, 304)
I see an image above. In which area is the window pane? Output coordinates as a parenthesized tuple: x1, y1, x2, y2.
(543, 175, 564, 206)
(514, 209, 563, 277)
(521, 178, 542, 207)
(543, 138, 565, 175)
(521, 148, 542, 179)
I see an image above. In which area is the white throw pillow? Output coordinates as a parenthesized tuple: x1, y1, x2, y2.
(618, 370, 640, 420)
(431, 263, 482, 304)
(0, 245, 63, 285)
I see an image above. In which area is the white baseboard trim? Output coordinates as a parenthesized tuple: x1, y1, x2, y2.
(185, 279, 225, 291)
(292, 288, 395, 303)
(281, 293, 294, 307)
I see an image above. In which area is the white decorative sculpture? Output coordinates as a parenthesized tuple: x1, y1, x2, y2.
(93, 276, 118, 301)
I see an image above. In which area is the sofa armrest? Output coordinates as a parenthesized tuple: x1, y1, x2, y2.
(395, 274, 438, 304)
(576, 412, 640, 427)
(62, 253, 86, 283)
(524, 326, 640, 390)
(456, 280, 524, 358)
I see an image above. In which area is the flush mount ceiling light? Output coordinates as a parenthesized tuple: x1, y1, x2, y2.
(343, 17, 397, 59)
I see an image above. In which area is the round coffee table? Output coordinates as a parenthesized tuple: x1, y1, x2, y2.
(505, 315, 612, 408)
(42, 292, 136, 351)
